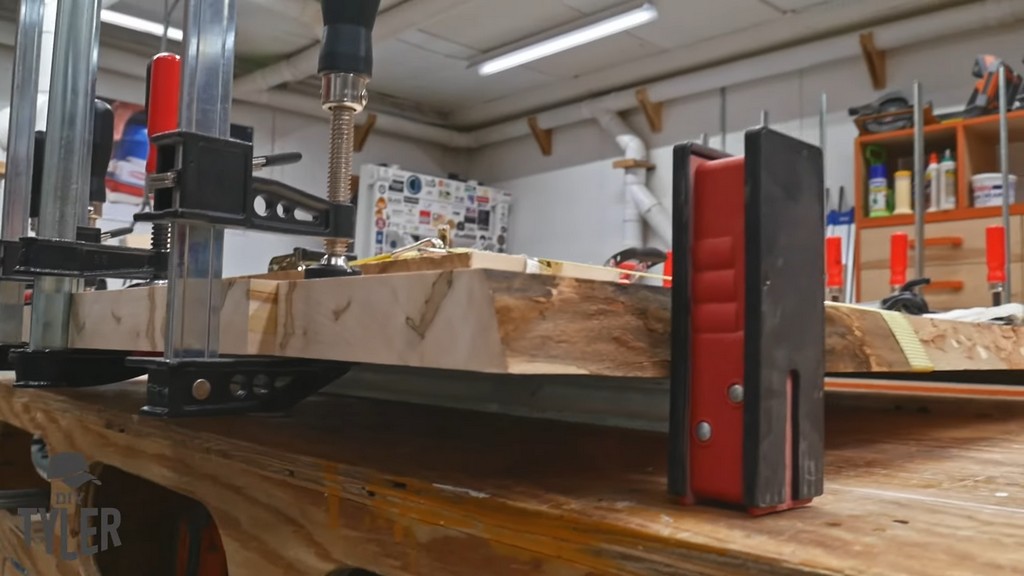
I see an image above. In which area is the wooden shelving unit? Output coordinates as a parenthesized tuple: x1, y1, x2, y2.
(854, 110, 1024, 307)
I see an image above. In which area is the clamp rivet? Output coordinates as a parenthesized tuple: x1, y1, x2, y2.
(728, 384, 744, 404)
(191, 379, 211, 401)
(695, 421, 712, 442)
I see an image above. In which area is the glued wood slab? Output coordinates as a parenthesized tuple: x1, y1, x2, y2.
(0, 383, 1023, 575)
(33, 271, 1024, 376)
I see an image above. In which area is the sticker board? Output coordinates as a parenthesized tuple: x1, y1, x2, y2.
(357, 165, 512, 257)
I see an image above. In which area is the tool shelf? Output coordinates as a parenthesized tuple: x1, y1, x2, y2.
(853, 109, 1024, 307)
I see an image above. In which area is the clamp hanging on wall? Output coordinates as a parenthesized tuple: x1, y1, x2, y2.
(669, 128, 824, 514)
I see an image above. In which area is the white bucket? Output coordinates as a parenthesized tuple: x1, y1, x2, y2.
(972, 173, 1018, 207)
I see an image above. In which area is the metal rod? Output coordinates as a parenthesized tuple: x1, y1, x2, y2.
(719, 87, 726, 150)
(699, 132, 708, 147)
(163, 0, 236, 359)
(161, 0, 182, 52)
(2, 0, 43, 243)
(0, 0, 45, 346)
(1000, 64, 1012, 300)
(912, 81, 925, 280)
(29, 0, 102, 351)
(760, 109, 769, 127)
(820, 92, 828, 220)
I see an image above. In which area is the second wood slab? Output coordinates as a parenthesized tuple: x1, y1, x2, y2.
(34, 266, 1024, 376)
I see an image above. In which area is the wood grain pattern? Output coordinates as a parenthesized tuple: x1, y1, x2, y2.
(21, 270, 1024, 376)
(2, 383, 1024, 575)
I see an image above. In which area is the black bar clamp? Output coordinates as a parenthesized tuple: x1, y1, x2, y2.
(135, 130, 356, 240)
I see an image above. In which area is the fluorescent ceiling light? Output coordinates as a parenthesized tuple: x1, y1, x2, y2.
(100, 9, 184, 43)
(474, 1, 658, 76)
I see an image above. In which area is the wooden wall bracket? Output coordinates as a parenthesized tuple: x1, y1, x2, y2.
(354, 113, 377, 153)
(612, 158, 656, 170)
(528, 116, 553, 156)
(859, 32, 887, 91)
(635, 88, 663, 133)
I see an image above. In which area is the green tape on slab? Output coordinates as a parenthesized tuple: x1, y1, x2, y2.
(876, 309, 934, 373)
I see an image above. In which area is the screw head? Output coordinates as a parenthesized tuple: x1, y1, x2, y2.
(695, 421, 712, 442)
(191, 379, 211, 401)
(728, 384, 744, 404)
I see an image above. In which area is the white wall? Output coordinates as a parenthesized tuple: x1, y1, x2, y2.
(0, 44, 466, 277)
(470, 22, 1024, 266)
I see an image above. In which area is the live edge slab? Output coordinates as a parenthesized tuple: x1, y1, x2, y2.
(28, 266, 1024, 376)
(0, 383, 1023, 575)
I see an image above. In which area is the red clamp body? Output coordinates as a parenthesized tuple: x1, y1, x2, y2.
(670, 130, 824, 515)
(889, 232, 908, 289)
(146, 53, 182, 175)
(825, 236, 843, 300)
(986, 225, 1006, 284)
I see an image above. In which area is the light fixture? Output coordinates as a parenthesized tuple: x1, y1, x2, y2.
(100, 9, 184, 43)
(473, 1, 658, 76)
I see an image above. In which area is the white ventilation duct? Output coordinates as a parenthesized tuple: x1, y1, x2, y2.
(591, 110, 671, 248)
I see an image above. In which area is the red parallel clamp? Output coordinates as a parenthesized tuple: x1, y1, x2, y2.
(889, 232, 908, 290)
(825, 236, 843, 299)
(146, 53, 182, 176)
(670, 129, 824, 515)
(986, 225, 1006, 285)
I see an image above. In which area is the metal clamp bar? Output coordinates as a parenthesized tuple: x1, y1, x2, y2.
(999, 64, 1013, 299)
(164, 0, 237, 360)
(0, 0, 44, 347)
(29, 0, 102, 351)
(912, 81, 925, 280)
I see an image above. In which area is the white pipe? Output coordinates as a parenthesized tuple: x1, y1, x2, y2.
(592, 110, 671, 247)
(471, 0, 1024, 148)
(233, 0, 477, 96)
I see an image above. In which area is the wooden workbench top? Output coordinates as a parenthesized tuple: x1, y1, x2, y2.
(0, 379, 1021, 575)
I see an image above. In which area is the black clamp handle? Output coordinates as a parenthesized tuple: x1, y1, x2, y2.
(318, 0, 381, 76)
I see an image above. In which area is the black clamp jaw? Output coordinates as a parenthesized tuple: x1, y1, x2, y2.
(125, 131, 358, 418)
(126, 357, 353, 417)
(134, 130, 356, 241)
(3, 99, 163, 284)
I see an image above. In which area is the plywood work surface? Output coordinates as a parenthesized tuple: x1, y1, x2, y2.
(0, 382, 1023, 575)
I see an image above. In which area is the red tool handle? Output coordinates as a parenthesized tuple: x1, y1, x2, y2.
(825, 236, 843, 289)
(987, 225, 1006, 284)
(663, 250, 672, 288)
(889, 232, 908, 288)
(146, 53, 182, 175)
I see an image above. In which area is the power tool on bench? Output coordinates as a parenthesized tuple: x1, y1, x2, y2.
(961, 54, 1023, 118)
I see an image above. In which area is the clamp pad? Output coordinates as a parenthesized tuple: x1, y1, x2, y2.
(670, 127, 824, 513)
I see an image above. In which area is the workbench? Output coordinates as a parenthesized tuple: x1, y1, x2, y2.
(0, 376, 1022, 576)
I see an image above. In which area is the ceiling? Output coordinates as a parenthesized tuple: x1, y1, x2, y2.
(0, 0, 977, 128)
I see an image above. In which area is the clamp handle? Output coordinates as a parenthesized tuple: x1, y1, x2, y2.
(889, 232, 908, 289)
(825, 236, 843, 289)
(318, 0, 381, 77)
(91, 100, 114, 204)
(987, 225, 1007, 284)
(146, 53, 182, 175)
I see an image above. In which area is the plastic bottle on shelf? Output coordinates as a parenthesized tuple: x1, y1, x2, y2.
(867, 164, 891, 217)
(892, 170, 913, 215)
(938, 149, 957, 210)
(924, 152, 940, 212)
